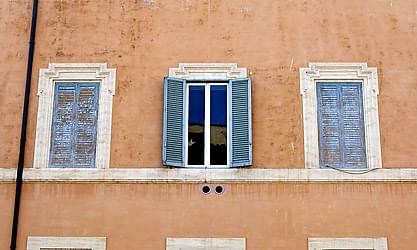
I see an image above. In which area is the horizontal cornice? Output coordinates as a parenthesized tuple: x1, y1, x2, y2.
(0, 168, 417, 183)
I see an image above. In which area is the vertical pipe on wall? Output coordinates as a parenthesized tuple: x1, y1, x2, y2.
(10, 0, 39, 249)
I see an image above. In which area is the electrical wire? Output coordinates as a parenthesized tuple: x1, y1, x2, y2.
(324, 164, 379, 174)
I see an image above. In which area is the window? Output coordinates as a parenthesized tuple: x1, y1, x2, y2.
(166, 238, 246, 250)
(187, 83, 228, 166)
(300, 63, 382, 169)
(26, 237, 106, 250)
(308, 237, 388, 250)
(163, 63, 252, 168)
(316, 82, 366, 169)
(33, 64, 116, 169)
(49, 82, 100, 168)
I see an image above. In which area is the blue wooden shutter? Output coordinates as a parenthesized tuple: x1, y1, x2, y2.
(317, 82, 366, 169)
(49, 84, 77, 167)
(73, 84, 100, 168)
(340, 83, 367, 168)
(229, 78, 252, 167)
(163, 77, 186, 167)
(49, 82, 99, 168)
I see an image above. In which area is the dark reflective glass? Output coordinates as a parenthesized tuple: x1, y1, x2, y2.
(188, 86, 205, 165)
(210, 85, 227, 165)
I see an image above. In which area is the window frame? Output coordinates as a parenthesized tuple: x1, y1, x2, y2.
(33, 63, 116, 169)
(166, 238, 246, 250)
(300, 63, 382, 169)
(166, 63, 249, 168)
(308, 237, 388, 250)
(26, 236, 106, 250)
(185, 82, 230, 168)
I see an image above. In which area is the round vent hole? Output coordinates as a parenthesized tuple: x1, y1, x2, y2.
(202, 185, 211, 194)
(215, 185, 224, 194)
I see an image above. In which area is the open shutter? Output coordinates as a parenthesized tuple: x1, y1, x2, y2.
(317, 82, 366, 169)
(163, 77, 186, 167)
(49, 84, 77, 168)
(229, 78, 252, 167)
(73, 84, 99, 168)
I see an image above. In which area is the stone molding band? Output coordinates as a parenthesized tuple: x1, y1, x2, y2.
(0, 168, 416, 183)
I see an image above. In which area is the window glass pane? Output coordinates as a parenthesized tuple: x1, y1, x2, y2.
(188, 86, 205, 165)
(210, 85, 227, 165)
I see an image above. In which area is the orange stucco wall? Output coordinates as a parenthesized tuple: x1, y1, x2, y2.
(1, 1, 417, 249)
(1, 183, 417, 249)
(1, 0, 417, 168)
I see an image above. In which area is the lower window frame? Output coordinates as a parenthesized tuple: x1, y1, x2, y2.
(26, 236, 106, 250)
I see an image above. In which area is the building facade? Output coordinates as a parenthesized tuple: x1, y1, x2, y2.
(1, 0, 417, 249)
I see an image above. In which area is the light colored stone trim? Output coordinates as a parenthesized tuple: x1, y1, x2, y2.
(300, 63, 382, 169)
(1, 168, 416, 183)
(308, 237, 388, 250)
(169, 63, 247, 80)
(33, 63, 116, 169)
(27, 236, 106, 250)
(166, 238, 245, 250)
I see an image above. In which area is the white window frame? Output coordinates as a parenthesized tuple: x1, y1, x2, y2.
(300, 63, 382, 169)
(185, 82, 230, 168)
(308, 237, 388, 250)
(166, 238, 245, 250)
(27, 236, 106, 250)
(169, 63, 247, 168)
(33, 63, 116, 169)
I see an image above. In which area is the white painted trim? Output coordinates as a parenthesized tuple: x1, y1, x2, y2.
(169, 63, 247, 80)
(1, 168, 416, 183)
(186, 83, 229, 168)
(300, 63, 382, 169)
(33, 63, 116, 169)
(166, 238, 245, 250)
(27, 236, 106, 250)
(308, 237, 388, 250)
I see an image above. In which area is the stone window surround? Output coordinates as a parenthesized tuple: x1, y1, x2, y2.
(27, 236, 106, 250)
(300, 62, 382, 169)
(168, 63, 248, 168)
(308, 237, 388, 250)
(169, 63, 247, 80)
(33, 63, 116, 169)
(166, 238, 245, 250)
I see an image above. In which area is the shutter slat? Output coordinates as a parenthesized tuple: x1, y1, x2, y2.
(317, 82, 367, 169)
(230, 78, 252, 167)
(163, 77, 186, 167)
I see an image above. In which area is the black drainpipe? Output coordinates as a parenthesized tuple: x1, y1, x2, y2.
(10, 0, 38, 249)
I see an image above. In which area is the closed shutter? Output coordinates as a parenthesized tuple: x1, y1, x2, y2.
(163, 77, 186, 167)
(49, 84, 77, 167)
(317, 82, 366, 169)
(229, 78, 252, 167)
(49, 82, 99, 168)
(340, 84, 367, 168)
(73, 85, 100, 168)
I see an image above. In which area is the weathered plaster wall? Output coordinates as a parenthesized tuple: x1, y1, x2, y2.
(0, 183, 416, 249)
(1, 0, 417, 168)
